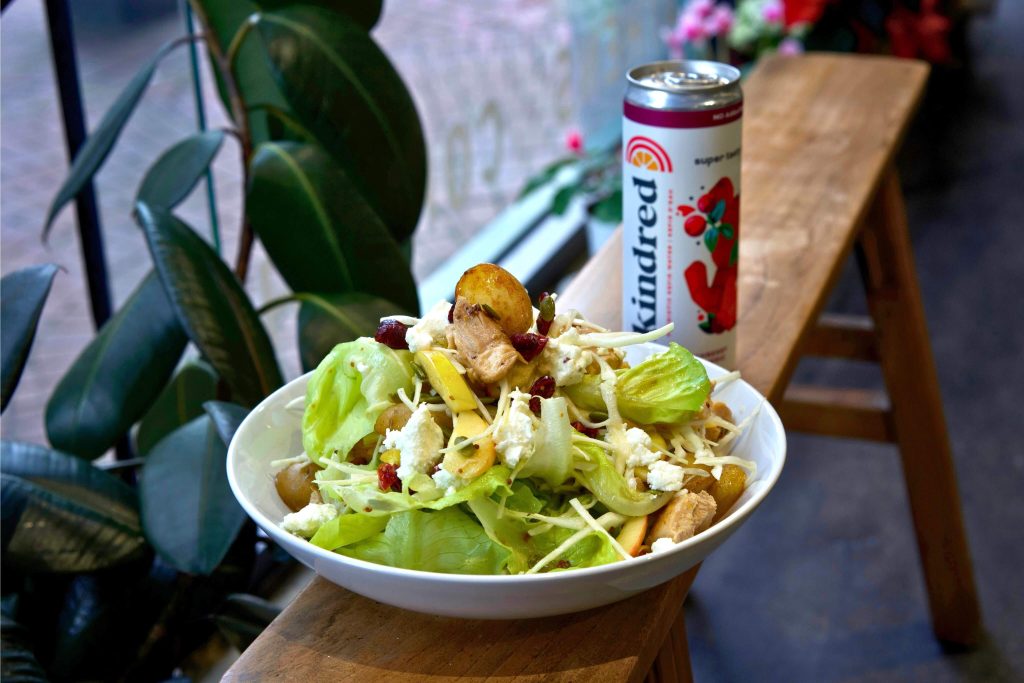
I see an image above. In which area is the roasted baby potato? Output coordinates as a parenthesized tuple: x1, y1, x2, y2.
(708, 464, 746, 521)
(455, 263, 533, 337)
(275, 462, 320, 512)
(374, 403, 413, 435)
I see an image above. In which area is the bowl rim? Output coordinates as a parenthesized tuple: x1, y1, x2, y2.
(226, 348, 787, 585)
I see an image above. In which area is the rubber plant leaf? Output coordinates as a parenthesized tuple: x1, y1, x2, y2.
(44, 38, 189, 237)
(247, 141, 417, 311)
(0, 440, 145, 573)
(139, 416, 246, 574)
(256, 6, 426, 242)
(0, 264, 58, 411)
(46, 271, 187, 459)
(135, 202, 283, 406)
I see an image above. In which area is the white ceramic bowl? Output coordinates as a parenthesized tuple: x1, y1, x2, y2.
(227, 343, 786, 619)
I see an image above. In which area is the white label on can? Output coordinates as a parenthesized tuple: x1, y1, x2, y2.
(622, 100, 742, 368)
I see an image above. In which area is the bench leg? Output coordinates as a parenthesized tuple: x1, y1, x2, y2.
(857, 166, 982, 644)
(646, 606, 694, 683)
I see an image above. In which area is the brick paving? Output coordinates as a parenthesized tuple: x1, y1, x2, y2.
(0, 0, 573, 445)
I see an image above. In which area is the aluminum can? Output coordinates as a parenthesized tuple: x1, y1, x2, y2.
(622, 60, 742, 368)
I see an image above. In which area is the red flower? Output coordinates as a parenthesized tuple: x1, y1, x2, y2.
(885, 0, 952, 63)
(784, 0, 827, 27)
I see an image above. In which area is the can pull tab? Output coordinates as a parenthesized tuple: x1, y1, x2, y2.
(661, 70, 725, 88)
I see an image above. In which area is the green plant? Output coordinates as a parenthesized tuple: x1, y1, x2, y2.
(522, 145, 623, 226)
(1, 1, 426, 679)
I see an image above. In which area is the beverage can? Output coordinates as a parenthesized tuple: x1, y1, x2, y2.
(622, 60, 742, 368)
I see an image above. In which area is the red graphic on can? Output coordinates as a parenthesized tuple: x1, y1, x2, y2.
(625, 136, 673, 172)
(678, 177, 739, 334)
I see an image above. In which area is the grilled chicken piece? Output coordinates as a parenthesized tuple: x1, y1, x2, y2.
(645, 490, 717, 544)
(451, 299, 521, 384)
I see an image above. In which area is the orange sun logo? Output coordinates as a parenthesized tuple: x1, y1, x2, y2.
(625, 136, 673, 172)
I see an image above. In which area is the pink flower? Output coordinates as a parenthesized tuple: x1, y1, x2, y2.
(778, 37, 804, 55)
(680, 12, 706, 41)
(705, 5, 734, 36)
(688, 0, 714, 19)
(565, 128, 584, 154)
(661, 25, 685, 58)
(761, 0, 784, 24)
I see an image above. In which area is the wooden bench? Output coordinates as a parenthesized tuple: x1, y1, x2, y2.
(224, 53, 981, 682)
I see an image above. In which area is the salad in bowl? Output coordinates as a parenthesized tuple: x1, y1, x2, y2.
(269, 264, 758, 576)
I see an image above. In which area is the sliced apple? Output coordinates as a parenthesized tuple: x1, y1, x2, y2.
(415, 349, 477, 413)
(616, 515, 649, 557)
(442, 411, 497, 480)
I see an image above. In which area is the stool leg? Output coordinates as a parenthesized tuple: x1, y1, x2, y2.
(648, 607, 694, 683)
(856, 166, 982, 645)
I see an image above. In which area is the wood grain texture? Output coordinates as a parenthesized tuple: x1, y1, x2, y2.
(227, 54, 936, 681)
(780, 384, 894, 442)
(857, 167, 982, 644)
(224, 568, 700, 681)
(801, 313, 879, 361)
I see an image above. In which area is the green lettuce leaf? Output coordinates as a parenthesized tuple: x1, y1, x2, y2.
(340, 507, 509, 574)
(518, 397, 572, 487)
(616, 343, 710, 423)
(302, 338, 414, 466)
(573, 443, 672, 516)
(562, 343, 711, 424)
(468, 491, 621, 574)
(318, 464, 513, 516)
(309, 512, 388, 551)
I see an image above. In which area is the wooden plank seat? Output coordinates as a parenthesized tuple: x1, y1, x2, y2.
(224, 53, 980, 682)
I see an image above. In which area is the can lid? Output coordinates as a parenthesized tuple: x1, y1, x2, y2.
(627, 60, 741, 94)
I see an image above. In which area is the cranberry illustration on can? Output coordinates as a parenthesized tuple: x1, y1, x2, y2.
(622, 60, 742, 367)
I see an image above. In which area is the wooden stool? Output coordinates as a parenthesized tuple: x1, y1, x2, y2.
(225, 54, 980, 682)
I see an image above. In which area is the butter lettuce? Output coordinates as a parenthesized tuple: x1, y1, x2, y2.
(468, 488, 620, 574)
(563, 343, 711, 424)
(573, 443, 672, 516)
(310, 512, 388, 551)
(617, 343, 711, 423)
(302, 339, 415, 466)
(317, 464, 513, 516)
(340, 507, 509, 574)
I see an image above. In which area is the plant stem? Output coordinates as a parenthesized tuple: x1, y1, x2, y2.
(187, 0, 256, 283)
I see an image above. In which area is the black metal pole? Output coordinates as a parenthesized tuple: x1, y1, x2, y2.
(44, 0, 113, 328)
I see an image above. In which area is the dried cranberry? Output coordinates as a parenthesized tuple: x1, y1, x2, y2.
(447, 303, 455, 323)
(556, 559, 571, 569)
(571, 421, 600, 438)
(377, 462, 401, 492)
(532, 376, 557, 409)
(375, 319, 409, 349)
(529, 396, 541, 415)
(511, 333, 548, 361)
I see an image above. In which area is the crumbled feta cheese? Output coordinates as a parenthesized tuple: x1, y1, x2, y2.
(493, 392, 536, 468)
(651, 537, 677, 554)
(542, 328, 594, 386)
(281, 503, 337, 538)
(625, 427, 660, 467)
(432, 467, 462, 496)
(405, 300, 452, 352)
(383, 404, 444, 482)
(647, 460, 686, 492)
